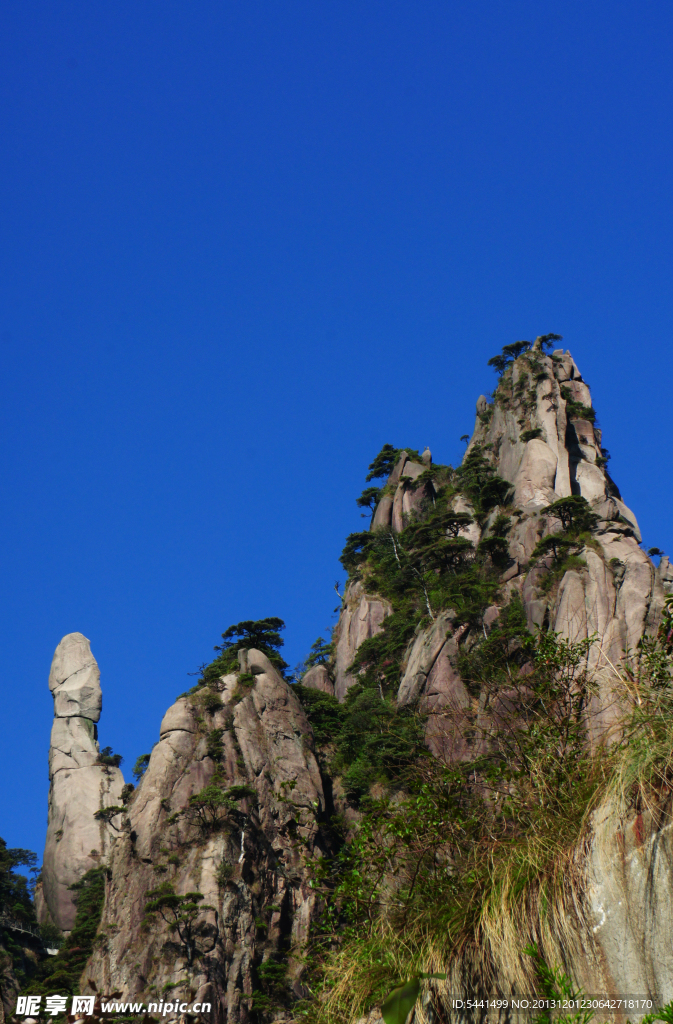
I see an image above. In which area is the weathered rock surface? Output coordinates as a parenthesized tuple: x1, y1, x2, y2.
(371, 493, 393, 529)
(398, 613, 472, 760)
(48, 631, 103, 722)
(40, 633, 124, 932)
(301, 664, 334, 694)
(512, 437, 557, 508)
(332, 582, 392, 700)
(427, 795, 673, 1023)
(572, 797, 673, 1009)
(398, 611, 457, 707)
(83, 651, 327, 1024)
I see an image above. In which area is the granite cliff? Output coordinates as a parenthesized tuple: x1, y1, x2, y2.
(34, 340, 673, 1024)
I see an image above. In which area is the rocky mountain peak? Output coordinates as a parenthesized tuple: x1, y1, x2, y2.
(333, 347, 672, 742)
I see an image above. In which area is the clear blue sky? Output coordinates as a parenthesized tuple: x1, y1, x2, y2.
(2, 1, 672, 860)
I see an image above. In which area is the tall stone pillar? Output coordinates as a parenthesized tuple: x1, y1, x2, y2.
(39, 633, 124, 932)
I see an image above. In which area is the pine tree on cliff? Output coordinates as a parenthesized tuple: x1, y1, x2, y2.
(201, 617, 289, 683)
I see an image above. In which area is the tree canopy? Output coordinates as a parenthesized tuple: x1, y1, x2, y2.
(543, 495, 598, 533)
(365, 444, 400, 482)
(487, 333, 563, 375)
(305, 636, 332, 669)
(145, 882, 218, 968)
(0, 837, 37, 921)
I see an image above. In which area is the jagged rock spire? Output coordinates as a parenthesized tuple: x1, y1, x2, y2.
(39, 633, 124, 932)
(334, 348, 673, 738)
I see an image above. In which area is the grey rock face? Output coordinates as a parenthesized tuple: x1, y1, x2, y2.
(398, 613, 473, 761)
(84, 651, 326, 1023)
(371, 493, 393, 529)
(388, 451, 408, 487)
(512, 438, 558, 508)
(41, 634, 124, 932)
(467, 351, 667, 710)
(302, 664, 334, 694)
(657, 555, 673, 594)
(578, 798, 673, 1008)
(398, 611, 456, 708)
(379, 349, 667, 762)
(332, 581, 392, 700)
(401, 460, 425, 482)
(48, 631, 102, 721)
(382, 453, 436, 534)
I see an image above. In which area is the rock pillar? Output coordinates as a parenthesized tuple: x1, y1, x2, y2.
(40, 633, 124, 932)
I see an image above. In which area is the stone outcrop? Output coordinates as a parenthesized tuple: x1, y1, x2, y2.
(397, 612, 472, 760)
(40, 633, 124, 932)
(382, 350, 669, 738)
(330, 351, 670, 722)
(301, 664, 334, 694)
(83, 650, 327, 1023)
(332, 582, 392, 700)
(368, 451, 435, 535)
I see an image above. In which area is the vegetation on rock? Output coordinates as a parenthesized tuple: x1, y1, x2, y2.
(197, 616, 289, 689)
(132, 752, 151, 781)
(26, 868, 106, 998)
(144, 883, 218, 969)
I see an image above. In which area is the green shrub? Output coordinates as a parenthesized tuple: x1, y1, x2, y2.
(216, 862, 234, 887)
(561, 387, 596, 423)
(97, 745, 123, 768)
(133, 752, 151, 781)
(293, 686, 344, 747)
(206, 728, 225, 761)
(199, 617, 289, 684)
(455, 444, 512, 515)
(200, 689, 223, 713)
(365, 444, 401, 482)
(305, 636, 334, 669)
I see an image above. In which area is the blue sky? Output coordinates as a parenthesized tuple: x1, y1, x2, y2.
(1, 0, 673, 860)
